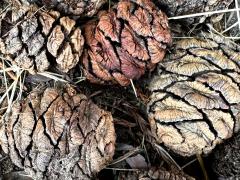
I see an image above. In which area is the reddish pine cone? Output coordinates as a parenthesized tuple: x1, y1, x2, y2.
(0, 86, 116, 179)
(26, 0, 107, 17)
(82, 0, 172, 86)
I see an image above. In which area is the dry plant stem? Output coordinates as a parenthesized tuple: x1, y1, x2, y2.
(196, 154, 209, 180)
(154, 144, 181, 170)
(235, 0, 240, 32)
(168, 8, 240, 20)
(0, 61, 27, 90)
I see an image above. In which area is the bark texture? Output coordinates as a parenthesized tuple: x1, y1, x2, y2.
(147, 33, 240, 156)
(82, 0, 172, 86)
(0, 3, 84, 73)
(26, 0, 107, 17)
(0, 86, 116, 180)
(118, 167, 195, 180)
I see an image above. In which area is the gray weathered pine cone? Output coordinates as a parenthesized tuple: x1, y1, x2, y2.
(156, 0, 233, 24)
(82, 0, 172, 86)
(0, 3, 84, 74)
(0, 86, 116, 179)
(147, 33, 240, 156)
(211, 132, 240, 179)
(25, 0, 107, 17)
(118, 167, 195, 180)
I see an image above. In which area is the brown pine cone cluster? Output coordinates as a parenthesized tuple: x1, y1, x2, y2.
(147, 33, 240, 156)
(0, 86, 116, 179)
(26, 0, 107, 17)
(0, 3, 84, 73)
(118, 167, 195, 180)
(82, 0, 172, 86)
(156, 0, 233, 23)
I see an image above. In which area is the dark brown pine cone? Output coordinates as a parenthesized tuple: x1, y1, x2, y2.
(82, 0, 172, 86)
(26, 0, 107, 17)
(0, 86, 116, 180)
(0, 3, 84, 74)
(118, 167, 195, 180)
(156, 0, 233, 23)
(211, 132, 240, 179)
(147, 33, 240, 156)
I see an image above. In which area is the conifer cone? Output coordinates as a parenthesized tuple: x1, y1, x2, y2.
(82, 0, 172, 86)
(147, 33, 240, 156)
(0, 86, 116, 179)
(118, 167, 195, 180)
(0, 3, 84, 74)
(27, 0, 107, 17)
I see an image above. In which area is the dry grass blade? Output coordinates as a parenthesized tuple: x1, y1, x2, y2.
(108, 147, 142, 166)
(0, 58, 25, 116)
(38, 72, 68, 82)
(130, 79, 138, 98)
(235, 0, 240, 32)
(104, 167, 139, 171)
(196, 154, 209, 180)
(154, 143, 181, 170)
(168, 8, 240, 20)
(222, 21, 239, 33)
(181, 158, 197, 169)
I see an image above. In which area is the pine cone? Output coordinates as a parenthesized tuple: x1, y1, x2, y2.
(156, 0, 233, 23)
(26, 0, 107, 17)
(0, 3, 84, 73)
(0, 86, 116, 179)
(118, 167, 195, 180)
(82, 0, 172, 86)
(147, 33, 240, 156)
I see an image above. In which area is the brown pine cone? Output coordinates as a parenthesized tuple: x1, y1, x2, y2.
(0, 86, 116, 179)
(26, 0, 107, 17)
(147, 33, 240, 156)
(118, 167, 195, 180)
(82, 0, 172, 86)
(156, 0, 233, 23)
(0, 3, 84, 73)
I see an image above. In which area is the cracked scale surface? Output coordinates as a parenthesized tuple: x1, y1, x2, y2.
(0, 86, 115, 179)
(0, 4, 84, 73)
(147, 33, 240, 156)
(82, 0, 172, 86)
(26, 0, 107, 17)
